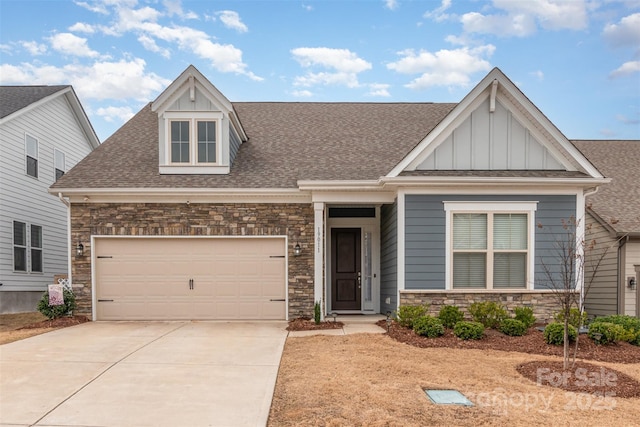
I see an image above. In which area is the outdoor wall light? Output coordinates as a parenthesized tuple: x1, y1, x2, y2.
(629, 277, 637, 289)
(293, 242, 302, 257)
(76, 242, 84, 257)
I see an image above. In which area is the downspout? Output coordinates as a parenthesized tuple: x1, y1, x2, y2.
(617, 236, 629, 315)
(58, 193, 72, 285)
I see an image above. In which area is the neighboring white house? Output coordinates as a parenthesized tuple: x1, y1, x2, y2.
(0, 86, 99, 313)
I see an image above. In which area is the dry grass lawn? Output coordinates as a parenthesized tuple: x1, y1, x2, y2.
(268, 334, 640, 426)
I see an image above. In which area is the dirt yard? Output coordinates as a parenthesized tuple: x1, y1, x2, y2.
(0, 312, 88, 345)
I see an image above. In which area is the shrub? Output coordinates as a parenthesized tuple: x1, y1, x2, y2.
(413, 315, 445, 338)
(468, 301, 508, 329)
(438, 305, 464, 329)
(543, 322, 577, 345)
(554, 307, 587, 329)
(395, 304, 429, 329)
(588, 322, 627, 345)
(453, 321, 485, 340)
(593, 315, 640, 346)
(37, 288, 77, 320)
(514, 306, 536, 329)
(500, 318, 527, 336)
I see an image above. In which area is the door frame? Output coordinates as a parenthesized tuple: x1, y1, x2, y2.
(325, 212, 380, 314)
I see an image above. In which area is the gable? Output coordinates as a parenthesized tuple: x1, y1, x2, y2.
(417, 97, 564, 170)
(390, 68, 603, 179)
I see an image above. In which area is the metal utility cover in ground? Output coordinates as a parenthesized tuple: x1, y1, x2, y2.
(424, 389, 473, 406)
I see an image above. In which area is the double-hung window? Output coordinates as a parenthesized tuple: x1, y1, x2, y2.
(13, 221, 43, 273)
(166, 113, 220, 166)
(445, 202, 536, 290)
(54, 150, 66, 181)
(26, 134, 38, 178)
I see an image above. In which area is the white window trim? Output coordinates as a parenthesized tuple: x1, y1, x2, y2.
(163, 111, 223, 167)
(25, 133, 39, 179)
(12, 220, 43, 274)
(444, 201, 537, 290)
(54, 148, 66, 181)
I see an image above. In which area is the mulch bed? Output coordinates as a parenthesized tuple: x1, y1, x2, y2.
(18, 315, 89, 330)
(381, 320, 640, 397)
(287, 317, 344, 331)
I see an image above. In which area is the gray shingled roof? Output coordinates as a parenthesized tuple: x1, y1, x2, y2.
(0, 85, 69, 119)
(51, 102, 457, 189)
(573, 140, 640, 234)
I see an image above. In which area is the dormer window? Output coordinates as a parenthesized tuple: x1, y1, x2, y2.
(161, 112, 224, 173)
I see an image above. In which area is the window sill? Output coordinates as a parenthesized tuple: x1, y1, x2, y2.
(159, 165, 230, 175)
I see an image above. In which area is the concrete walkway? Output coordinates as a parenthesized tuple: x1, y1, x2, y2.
(0, 321, 287, 427)
(287, 315, 387, 337)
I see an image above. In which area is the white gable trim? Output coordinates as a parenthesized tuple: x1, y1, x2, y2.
(387, 68, 603, 179)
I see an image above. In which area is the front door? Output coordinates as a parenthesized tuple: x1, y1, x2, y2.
(331, 228, 361, 311)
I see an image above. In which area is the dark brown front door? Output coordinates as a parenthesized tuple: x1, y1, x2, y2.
(331, 228, 361, 311)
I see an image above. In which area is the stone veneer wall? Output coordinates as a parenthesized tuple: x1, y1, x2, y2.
(400, 291, 568, 323)
(70, 203, 315, 318)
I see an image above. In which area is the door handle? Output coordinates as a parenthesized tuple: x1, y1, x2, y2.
(189, 279, 194, 290)
(357, 271, 361, 288)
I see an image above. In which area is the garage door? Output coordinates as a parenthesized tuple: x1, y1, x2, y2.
(94, 237, 286, 321)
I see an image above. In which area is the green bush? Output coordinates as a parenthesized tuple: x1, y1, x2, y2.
(438, 305, 464, 329)
(395, 304, 429, 329)
(514, 306, 536, 329)
(588, 322, 627, 345)
(593, 315, 640, 346)
(554, 308, 587, 328)
(468, 301, 508, 329)
(499, 318, 527, 336)
(543, 322, 577, 345)
(413, 315, 445, 338)
(453, 321, 485, 340)
(314, 301, 321, 325)
(37, 288, 77, 320)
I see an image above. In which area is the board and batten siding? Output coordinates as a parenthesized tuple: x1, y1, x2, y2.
(404, 194, 577, 291)
(0, 94, 94, 293)
(380, 201, 398, 315)
(583, 212, 619, 317)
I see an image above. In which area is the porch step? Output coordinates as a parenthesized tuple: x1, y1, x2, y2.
(332, 314, 386, 324)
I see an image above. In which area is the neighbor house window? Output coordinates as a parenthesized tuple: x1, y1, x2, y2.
(26, 134, 38, 178)
(13, 221, 43, 273)
(54, 150, 66, 181)
(13, 221, 27, 271)
(445, 202, 536, 290)
(166, 114, 220, 166)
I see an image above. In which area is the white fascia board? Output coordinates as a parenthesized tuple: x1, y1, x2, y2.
(64, 87, 101, 149)
(297, 180, 383, 190)
(381, 176, 610, 188)
(311, 191, 396, 204)
(49, 187, 312, 204)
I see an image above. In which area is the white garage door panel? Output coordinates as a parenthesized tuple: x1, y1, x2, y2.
(95, 238, 286, 320)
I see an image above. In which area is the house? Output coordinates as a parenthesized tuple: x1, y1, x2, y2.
(0, 85, 99, 313)
(574, 140, 640, 319)
(50, 65, 608, 322)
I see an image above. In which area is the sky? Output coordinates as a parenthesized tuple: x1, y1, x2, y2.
(1, 0, 639, 143)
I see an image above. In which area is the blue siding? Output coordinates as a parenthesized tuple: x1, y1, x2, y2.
(380, 201, 397, 314)
(404, 194, 577, 290)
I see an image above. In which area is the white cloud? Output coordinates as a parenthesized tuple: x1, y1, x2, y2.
(609, 60, 640, 78)
(292, 89, 313, 97)
(292, 47, 371, 73)
(461, 0, 588, 37)
(387, 45, 494, 90)
(96, 105, 135, 122)
(291, 47, 372, 89)
(138, 35, 171, 58)
(302, 4, 313, 12)
(69, 22, 96, 33)
(0, 58, 171, 102)
(216, 10, 248, 33)
(368, 83, 391, 97)
(424, 0, 452, 22)
(385, 0, 399, 11)
(73, 1, 109, 15)
(21, 41, 47, 55)
(602, 13, 640, 48)
(616, 113, 640, 125)
(48, 33, 100, 57)
(163, 0, 198, 19)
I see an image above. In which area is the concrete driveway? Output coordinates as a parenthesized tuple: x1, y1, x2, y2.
(0, 321, 288, 427)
